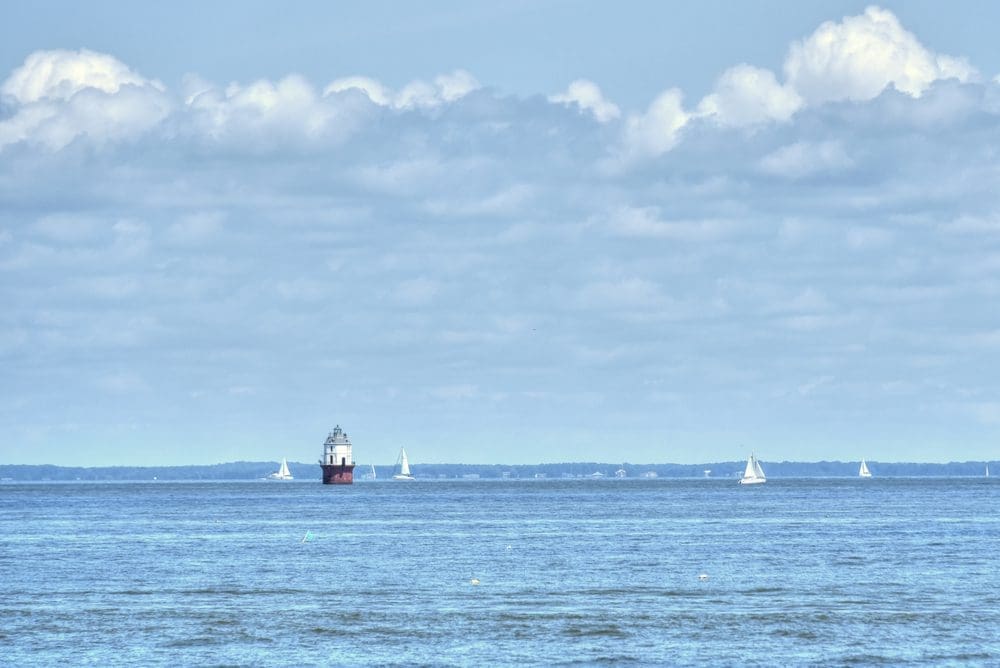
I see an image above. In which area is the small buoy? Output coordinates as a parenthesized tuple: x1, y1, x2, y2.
(470, 578, 480, 585)
(698, 573, 709, 581)
(505, 545, 512, 551)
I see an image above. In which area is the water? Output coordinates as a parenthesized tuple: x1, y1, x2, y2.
(2, 478, 999, 665)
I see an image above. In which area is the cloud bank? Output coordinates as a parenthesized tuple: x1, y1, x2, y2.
(0, 7, 980, 156)
(2, 7, 1000, 465)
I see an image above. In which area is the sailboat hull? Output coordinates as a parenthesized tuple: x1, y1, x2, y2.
(321, 463, 355, 485)
(738, 477, 766, 485)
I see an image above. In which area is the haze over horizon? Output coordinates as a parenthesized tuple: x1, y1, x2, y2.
(4, 2, 1000, 467)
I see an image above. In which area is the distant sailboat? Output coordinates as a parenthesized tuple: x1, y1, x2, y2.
(859, 459, 872, 478)
(738, 452, 766, 485)
(267, 458, 294, 481)
(392, 448, 415, 480)
(370, 463, 377, 480)
(987, 464, 990, 478)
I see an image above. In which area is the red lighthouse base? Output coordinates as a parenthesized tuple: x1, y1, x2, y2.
(321, 464, 355, 484)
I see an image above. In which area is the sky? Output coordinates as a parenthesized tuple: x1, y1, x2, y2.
(3, 3, 1000, 466)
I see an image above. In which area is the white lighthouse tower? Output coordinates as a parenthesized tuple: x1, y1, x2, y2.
(320, 425, 356, 484)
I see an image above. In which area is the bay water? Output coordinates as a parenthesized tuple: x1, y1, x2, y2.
(2, 478, 999, 665)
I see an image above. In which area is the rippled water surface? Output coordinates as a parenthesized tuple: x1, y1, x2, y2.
(3, 478, 999, 665)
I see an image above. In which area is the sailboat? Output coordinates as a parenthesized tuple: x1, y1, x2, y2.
(738, 452, 766, 485)
(392, 448, 415, 480)
(370, 463, 377, 480)
(859, 459, 872, 478)
(267, 458, 294, 480)
(987, 464, 990, 478)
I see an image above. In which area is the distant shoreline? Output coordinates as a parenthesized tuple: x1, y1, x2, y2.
(1, 460, 995, 481)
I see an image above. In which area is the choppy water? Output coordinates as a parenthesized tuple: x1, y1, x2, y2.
(2, 478, 999, 666)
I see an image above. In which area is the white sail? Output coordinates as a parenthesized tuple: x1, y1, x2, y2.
(393, 448, 414, 480)
(371, 463, 377, 480)
(859, 459, 871, 478)
(268, 457, 293, 480)
(739, 453, 765, 485)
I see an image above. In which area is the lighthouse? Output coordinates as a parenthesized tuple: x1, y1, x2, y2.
(319, 425, 356, 484)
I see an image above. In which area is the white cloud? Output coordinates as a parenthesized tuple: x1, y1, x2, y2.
(322, 75, 392, 106)
(784, 5, 976, 105)
(759, 140, 853, 178)
(549, 79, 621, 122)
(434, 70, 479, 103)
(0, 51, 484, 152)
(0, 86, 172, 151)
(0, 7, 980, 159)
(323, 69, 479, 109)
(697, 64, 802, 126)
(691, 6, 977, 131)
(1, 48, 162, 104)
(186, 74, 344, 143)
(622, 88, 688, 158)
(0, 49, 171, 150)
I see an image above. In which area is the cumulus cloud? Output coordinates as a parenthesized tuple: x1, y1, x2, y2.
(323, 69, 479, 109)
(0, 50, 484, 152)
(0, 50, 173, 150)
(0, 48, 162, 104)
(433, 70, 480, 103)
(549, 79, 621, 122)
(784, 5, 976, 104)
(697, 64, 802, 126)
(322, 75, 392, 106)
(668, 3, 980, 142)
(692, 6, 975, 133)
(185, 74, 349, 146)
(622, 88, 688, 158)
(0, 7, 980, 159)
(0, 49, 171, 150)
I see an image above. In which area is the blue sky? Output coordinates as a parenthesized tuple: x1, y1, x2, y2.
(3, 3, 1000, 466)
